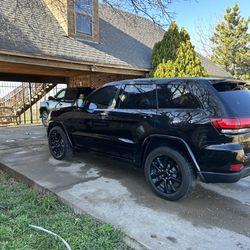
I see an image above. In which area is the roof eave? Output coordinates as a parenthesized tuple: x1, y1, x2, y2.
(0, 49, 148, 76)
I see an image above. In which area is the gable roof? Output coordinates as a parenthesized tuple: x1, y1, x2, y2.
(0, 0, 231, 77)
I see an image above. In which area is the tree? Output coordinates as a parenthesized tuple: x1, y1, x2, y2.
(152, 21, 208, 77)
(151, 21, 181, 74)
(154, 40, 208, 77)
(210, 4, 250, 80)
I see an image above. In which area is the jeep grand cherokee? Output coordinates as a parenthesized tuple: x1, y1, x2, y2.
(47, 78, 250, 201)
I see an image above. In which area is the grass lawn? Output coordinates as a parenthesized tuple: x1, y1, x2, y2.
(0, 170, 129, 250)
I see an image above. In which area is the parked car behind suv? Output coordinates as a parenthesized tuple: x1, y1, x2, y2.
(40, 87, 94, 126)
(47, 78, 250, 201)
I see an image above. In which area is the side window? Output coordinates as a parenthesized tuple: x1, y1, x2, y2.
(119, 84, 156, 109)
(55, 90, 66, 100)
(64, 89, 78, 101)
(87, 85, 119, 109)
(157, 82, 200, 109)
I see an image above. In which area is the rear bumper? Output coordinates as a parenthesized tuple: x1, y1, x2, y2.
(199, 166, 250, 183)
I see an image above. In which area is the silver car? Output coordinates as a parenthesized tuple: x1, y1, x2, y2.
(40, 87, 94, 126)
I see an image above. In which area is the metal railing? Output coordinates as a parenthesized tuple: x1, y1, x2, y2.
(0, 82, 66, 125)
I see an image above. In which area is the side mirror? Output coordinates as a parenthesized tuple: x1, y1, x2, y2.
(48, 96, 54, 101)
(88, 102, 97, 112)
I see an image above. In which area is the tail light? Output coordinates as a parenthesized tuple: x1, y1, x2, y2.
(211, 118, 250, 132)
(229, 164, 243, 171)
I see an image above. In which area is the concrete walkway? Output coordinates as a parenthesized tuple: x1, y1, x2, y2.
(0, 125, 250, 250)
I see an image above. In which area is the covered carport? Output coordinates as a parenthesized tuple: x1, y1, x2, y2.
(0, 50, 145, 125)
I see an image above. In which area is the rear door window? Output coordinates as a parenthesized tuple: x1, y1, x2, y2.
(157, 82, 200, 109)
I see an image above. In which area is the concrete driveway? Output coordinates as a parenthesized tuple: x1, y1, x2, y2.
(0, 125, 250, 250)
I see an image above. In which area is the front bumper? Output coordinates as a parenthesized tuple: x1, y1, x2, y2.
(199, 166, 250, 183)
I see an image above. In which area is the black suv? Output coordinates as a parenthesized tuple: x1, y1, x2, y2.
(47, 78, 250, 201)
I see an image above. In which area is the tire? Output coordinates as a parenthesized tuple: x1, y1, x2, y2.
(48, 126, 73, 160)
(41, 110, 49, 127)
(144, 146, 196, 201)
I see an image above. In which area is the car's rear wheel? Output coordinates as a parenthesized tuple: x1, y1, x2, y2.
(144, 146, 196, 201)
(41, 110, 49, 127)
(48, 126, 72, 160)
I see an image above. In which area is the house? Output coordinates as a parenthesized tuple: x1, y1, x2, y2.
(0, 0, 231, 89)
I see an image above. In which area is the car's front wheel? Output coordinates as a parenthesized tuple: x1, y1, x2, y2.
(144, 146, 196, 201)
(48, 126, 72, 160)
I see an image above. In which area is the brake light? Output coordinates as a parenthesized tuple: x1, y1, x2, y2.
(230, 164, 243, 171)
(211, 118, 250, 129)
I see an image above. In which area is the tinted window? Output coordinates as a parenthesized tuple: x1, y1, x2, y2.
(157, 83, 200, 109)
(210, 80, 250, 116)
(210, 80, 247, 92)
(119, 84, 156, 109)
(219, 90, 250, 116)
(87, 85, 119, 109)
(64, 89, 78, 101)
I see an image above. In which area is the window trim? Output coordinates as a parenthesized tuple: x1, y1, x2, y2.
(68, 0, 99, 42)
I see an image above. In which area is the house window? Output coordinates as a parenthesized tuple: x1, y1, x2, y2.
(75, 0, 93, 35)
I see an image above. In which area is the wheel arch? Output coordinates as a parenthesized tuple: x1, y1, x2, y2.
(141, 135, 200, 173)
(40, 107, 48, 114)
(47, 121, 74, 147)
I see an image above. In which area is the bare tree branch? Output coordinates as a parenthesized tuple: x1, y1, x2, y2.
(13, 0, 192, 27)
(193, 19, 216, 57)
(102, 0, 176, 25)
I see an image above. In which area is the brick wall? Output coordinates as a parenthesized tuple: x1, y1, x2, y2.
(69, 73, 136, 88)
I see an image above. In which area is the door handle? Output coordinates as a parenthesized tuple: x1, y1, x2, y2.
(139, 114, 153, 119)
(98, 112, 109, 119)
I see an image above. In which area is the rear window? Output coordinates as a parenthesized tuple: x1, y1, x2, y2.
(210, 80, 250, 116)
(219, 90, 250, 116)
(211, 80, 248, 92)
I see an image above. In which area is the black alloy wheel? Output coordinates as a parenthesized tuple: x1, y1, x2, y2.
(150, 155, 182, 194)
(145, 146, 196, 201)
(48, 126, 72, 160)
